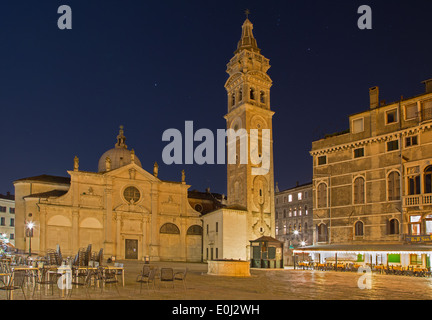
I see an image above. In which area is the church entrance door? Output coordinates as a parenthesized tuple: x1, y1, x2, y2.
(125, 239, 138, 259)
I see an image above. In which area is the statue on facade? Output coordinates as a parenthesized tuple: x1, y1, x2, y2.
(74, 156, 79, 171)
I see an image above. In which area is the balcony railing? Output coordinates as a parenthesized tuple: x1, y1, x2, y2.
(404, 194, 432, 207)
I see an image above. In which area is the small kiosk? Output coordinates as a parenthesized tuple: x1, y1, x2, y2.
(250, 236, 284, 268)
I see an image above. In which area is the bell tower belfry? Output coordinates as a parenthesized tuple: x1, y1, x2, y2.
(224, 16, 276, 240)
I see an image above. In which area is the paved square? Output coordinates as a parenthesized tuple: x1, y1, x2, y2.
(4, 261, 432, 300)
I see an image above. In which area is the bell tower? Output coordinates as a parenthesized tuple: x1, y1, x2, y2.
(224, 16, 275, 239)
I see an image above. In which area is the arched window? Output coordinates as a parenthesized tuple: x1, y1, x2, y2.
(408, 167, 421, 195)
(250, 87, 255, 100)
(187, 225, 203, 235)
(304, 222, 308, 233)
(283, 209, 286, 218)
(160, 223, 180, 234)
(317, 223, 328, 242)
(238, 88, 243, 102)
(388, 219, 399, 235)
(425, 166, 432, 194)
(231, 92, 236, 106)
(354, 221, 364, 236)
(388, 171, 401, 200)
(353, 177, 365, 204)
(260, 91, 265, 103)
(317, 183, 327, 208)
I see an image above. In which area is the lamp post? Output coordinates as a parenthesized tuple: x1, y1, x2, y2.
(26, 221, 34, 257)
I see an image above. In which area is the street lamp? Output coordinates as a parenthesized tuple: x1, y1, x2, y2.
(26, 221, 34, 256)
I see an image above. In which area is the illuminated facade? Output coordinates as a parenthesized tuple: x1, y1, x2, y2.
(14, 127, 204, 262)
(202, 17, 277, 261)
(302, 79, 432, 267)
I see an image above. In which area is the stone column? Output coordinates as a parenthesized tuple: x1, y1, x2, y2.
(115, 212, 122, 259)
(72, 209, 79, 254)
(39, 208, 47, 255)
(150, 186, 160, 261)
(104, 187, 114, 257)
(142, 217, 149, 259)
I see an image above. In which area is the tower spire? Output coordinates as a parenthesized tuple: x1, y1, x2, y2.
(235, 14, 260, 54)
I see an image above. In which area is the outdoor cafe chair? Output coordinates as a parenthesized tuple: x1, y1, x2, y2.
(32, 266, 60, 298)
(136, 268, 156, 293)
(68, 268, 96, 299)
(159, 267, 174, 289)
(174, 268, 187, 290)
(96, 266, 120, 296)
(0, 270, 27, 300)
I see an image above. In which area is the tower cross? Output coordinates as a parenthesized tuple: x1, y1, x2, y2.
(245, 9, 250, 19)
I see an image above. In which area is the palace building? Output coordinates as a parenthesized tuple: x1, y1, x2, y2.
(299, 79, 432, 268)
(13, 127, 208, 262)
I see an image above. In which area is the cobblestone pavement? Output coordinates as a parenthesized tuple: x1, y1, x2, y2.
(5, 260, 432, 300)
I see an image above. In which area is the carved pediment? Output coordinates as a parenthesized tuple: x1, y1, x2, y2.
(114, 203, 149, 214)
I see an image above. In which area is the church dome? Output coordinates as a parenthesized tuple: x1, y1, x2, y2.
(98, 126, 142, 172)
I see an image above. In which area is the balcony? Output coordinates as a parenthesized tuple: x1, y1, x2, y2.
(404, 194, 432, 207)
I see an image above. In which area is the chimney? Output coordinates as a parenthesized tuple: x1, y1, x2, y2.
(369, 86, 379, 109)
(422, 79, 432, 94)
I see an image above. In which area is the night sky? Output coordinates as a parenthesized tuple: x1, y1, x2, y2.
(1, 0, 431, 196)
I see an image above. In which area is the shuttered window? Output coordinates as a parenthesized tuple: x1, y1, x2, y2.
(422, 99, 432, 121)
(353, 177, 365, 204)
(317, 183, 327, 208)
(387, 171, 401, 200)
(405, 103, 418, 120)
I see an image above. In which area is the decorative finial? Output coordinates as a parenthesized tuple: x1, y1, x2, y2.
(130, 149, 135, 163)
(115, 125, 127, 149)
(245, 9, 250, 19)
(74, 156, 79, 171)
(181, 169, 185, 184)
(105, 157, 111, 171)
(153, 162, 159, 177)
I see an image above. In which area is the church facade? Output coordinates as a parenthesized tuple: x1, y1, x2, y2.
(14, 127, 204, 261)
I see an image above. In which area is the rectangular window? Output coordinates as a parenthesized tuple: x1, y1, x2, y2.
(9, 208, 14, 214)
(288, 194, 292, 202)
(354, 147, 365, 158)
(215, 222, 218, 233)
(9, 234, 14, 240)
(352, 118, 364, 133)
(405, 103, 418, 120)
(386, 109, 398, 124)
(216, 248, 219, 259)
(410, 254, 421, 265)
(410, 215, 421, 235)
(317, 155, 327, 166)
(408, 176, 421, 195)
(0, 217, 4, 226)
(206, 224, 209, 235)
(10, 218, 14, 227)
(405, 136, 418, 147)
(297, 192, 302, 200)
(387, 140, 399, 152)
(0, 207, 6, 213)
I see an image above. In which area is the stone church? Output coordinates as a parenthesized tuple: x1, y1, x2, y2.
(14, 127, 209, 261)
(14, 17, 276, 263)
